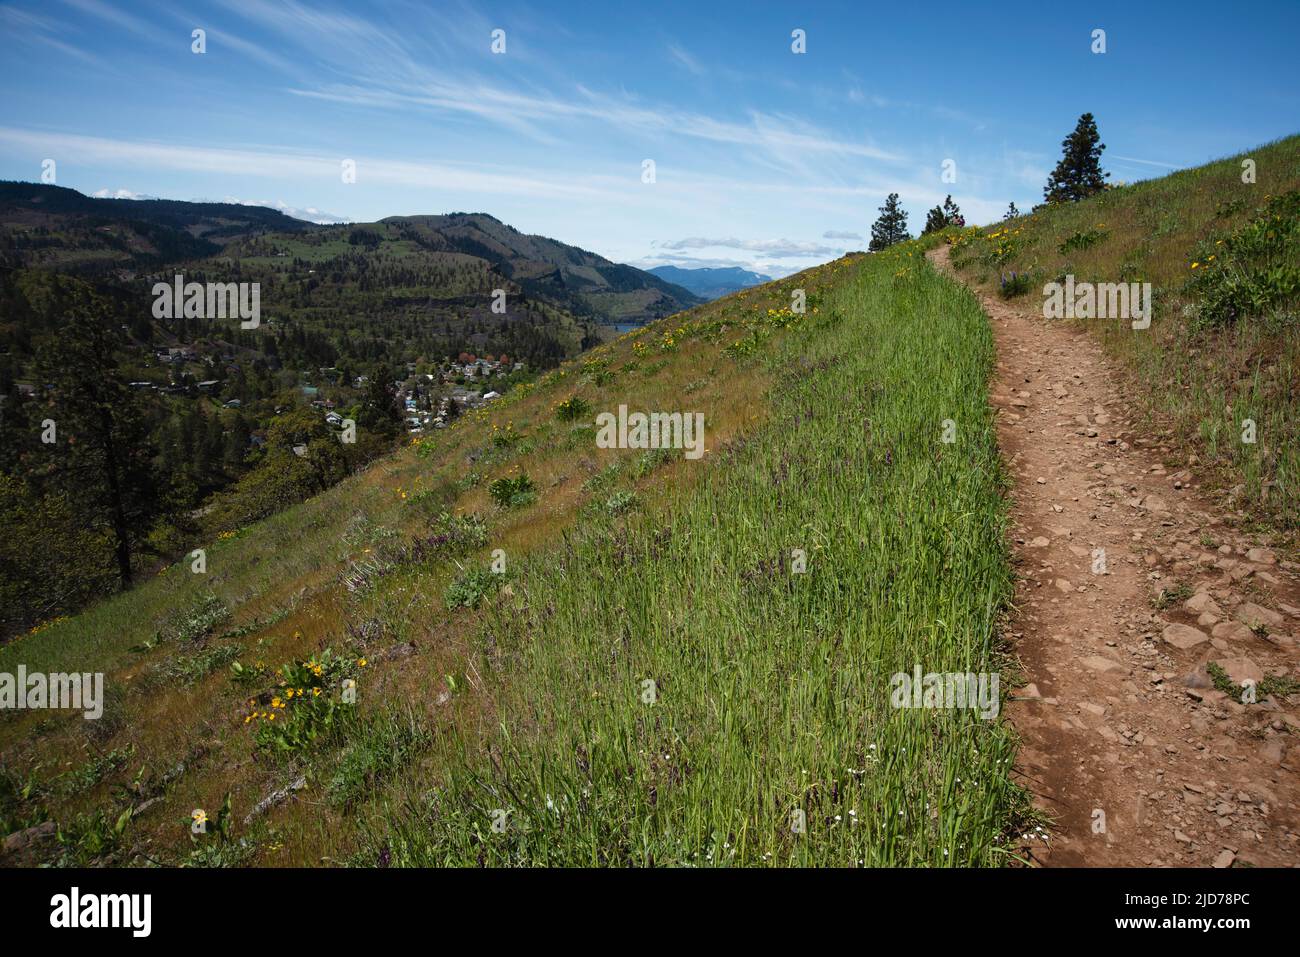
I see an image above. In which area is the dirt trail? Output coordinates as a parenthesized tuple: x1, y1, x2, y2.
(929, 245, 1300, 867)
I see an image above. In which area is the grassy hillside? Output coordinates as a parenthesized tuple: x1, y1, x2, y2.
(947, 134, 1300, 541)
(0, 240, 1028, 867)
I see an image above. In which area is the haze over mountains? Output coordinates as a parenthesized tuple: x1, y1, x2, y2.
(647, 264, 773, 300)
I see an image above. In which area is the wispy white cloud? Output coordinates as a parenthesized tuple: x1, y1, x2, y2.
(90, 188, 157, 200)
(58, 0, 169, 43)
(657, 237, 845, 259)
(666, 42, 706, 76)
(0, 127, 622, 202)
(204, 0, 906, 176)
(1110, 154, 1185, 170)
(3, 4, 108, 67)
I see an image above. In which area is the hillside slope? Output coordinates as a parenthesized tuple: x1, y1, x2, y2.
(0, 185, 701, 328)
(372, 212, 703, 323)
(0, 243, 1028, 867)
(0, 188, 705, 642)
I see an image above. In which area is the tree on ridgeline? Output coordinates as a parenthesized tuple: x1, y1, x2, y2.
(922, 205, 947, 235)
(869, 193, 911, 251)
(1043, 113, 1110, 204)
(1004, 201, 1020, 221)
(941, 195, 965, 227)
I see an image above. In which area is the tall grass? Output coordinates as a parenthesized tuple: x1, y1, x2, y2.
(360, 248, 1023, 867)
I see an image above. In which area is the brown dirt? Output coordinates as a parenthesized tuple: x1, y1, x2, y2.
(930, 245, 1300, 867)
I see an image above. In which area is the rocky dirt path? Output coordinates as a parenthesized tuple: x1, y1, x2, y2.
(930, 245, 1300, 867)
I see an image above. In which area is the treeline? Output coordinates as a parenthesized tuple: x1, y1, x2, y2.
(866, 113, 1112, 252)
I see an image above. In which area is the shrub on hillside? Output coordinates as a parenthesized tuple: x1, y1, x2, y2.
(444, 566, 500, 610)
(554, 396, 591, 422)
(488, 471, 537, 508)
(1058, 227, 1107, 254)
(1188, 190, 1300, 327)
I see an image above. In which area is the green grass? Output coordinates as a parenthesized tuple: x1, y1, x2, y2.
(354, 245, 1025, 866)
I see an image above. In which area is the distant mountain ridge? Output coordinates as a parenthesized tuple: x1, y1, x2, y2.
(0, 180, 315, 267)
(378, 213, 702, 320)
(0, 184, 702, 329)
(648, 264, 772, 300)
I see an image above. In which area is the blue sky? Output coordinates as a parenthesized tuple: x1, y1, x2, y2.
(2, 1, 1297, 277)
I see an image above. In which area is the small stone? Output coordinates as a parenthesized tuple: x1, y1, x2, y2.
(1162, 623, 1210, 650)
(1081, 655, 1124, 674)
(1185, 592, 1224, 617)
(1236, 602, 1284, 629)
(1217, 657, 1263, 686)
(1211, 621, 1254, 643)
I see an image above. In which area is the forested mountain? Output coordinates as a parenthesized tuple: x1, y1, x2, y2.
(0, 185, 699, 635)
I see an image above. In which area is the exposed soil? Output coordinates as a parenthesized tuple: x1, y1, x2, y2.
(931, 245, 1300, 867)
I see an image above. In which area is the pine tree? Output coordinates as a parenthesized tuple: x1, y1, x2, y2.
(922, 205, 946, 235)
(33, 281, 160, 590)
(1004, 201, 1019, 221)
(360, 362, 400, 437)
(869, 193, 910, 251)
(941, 195, 964, 227)
(1043, 113, 1109, 204)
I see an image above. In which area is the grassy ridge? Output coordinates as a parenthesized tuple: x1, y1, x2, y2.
(948, 133, 1300, 540)
(362, 246, 1023, 866)
(1, 246, 1025, 867)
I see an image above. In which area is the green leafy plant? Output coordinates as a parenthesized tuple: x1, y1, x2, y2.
(1058, 228, 1107, 254)
(444, 566, 501, 610)
(1189, 190, 1300, 326)
(1154, 582, 1193, 609)
(605, 490, 639, 516)
(246, 649, 360, 754)
(999, 271, 1032, 299)
(554, 396, 591, 422)
(488, 471, 537, 509)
